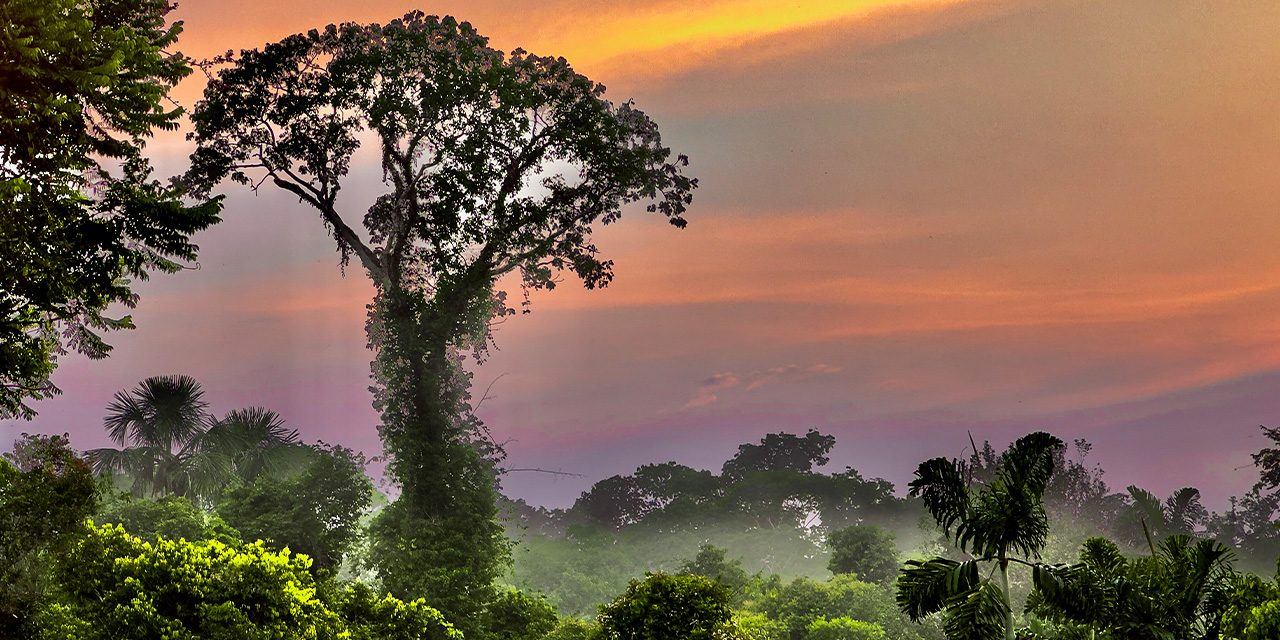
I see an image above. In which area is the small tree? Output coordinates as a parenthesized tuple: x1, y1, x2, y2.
(0, 434, 97, 637)
(218, 444, 374, 573)
(827, 524, 899, 585)
(896, 432, 1064, 640)
(595, 573, 735, 640)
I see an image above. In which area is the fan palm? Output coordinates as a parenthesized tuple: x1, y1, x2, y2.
(896, 431, 1064, 640)
(86, 375, 307, 503)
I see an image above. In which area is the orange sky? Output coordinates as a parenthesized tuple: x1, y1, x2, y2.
(7, 0, 1280, 509)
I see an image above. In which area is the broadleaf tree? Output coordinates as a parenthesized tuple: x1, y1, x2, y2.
(185, 11, 696, 630)
(0, 0, 222, 419)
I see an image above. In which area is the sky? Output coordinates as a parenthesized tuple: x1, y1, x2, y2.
(6, 0, 1280, 511)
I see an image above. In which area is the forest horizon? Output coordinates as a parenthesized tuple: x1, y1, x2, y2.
(5, 0, 1280, 514)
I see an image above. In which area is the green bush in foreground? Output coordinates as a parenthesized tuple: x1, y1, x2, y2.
(42, 523, 457, 640)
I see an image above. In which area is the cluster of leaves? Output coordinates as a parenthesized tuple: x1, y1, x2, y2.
(218, 444, 373, 573)
(42, 523, 460, 640)
(0, 434, 97, 637)
(1028, 535, 1237, 640)
(594, 572, 736, 640)
(742, 573, 939, 640)
(0, 0, 221, 419)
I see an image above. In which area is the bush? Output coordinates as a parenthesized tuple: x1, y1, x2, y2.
(595, 572, 736, 640)
(47, 524, 458, 640)
(806, 617, 886, 640)
(98, 493, 240, 544)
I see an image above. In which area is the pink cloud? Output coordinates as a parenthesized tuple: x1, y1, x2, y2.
(684, 364, 841, 408)
(683, 372, 741, 408)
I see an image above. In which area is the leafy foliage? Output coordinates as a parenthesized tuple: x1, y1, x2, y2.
(47, 523, 460, 640)
(478, 588, 560, 640)
(0, 434, 97, 637)
(594, 573, 736, 640)
(679, 544, 752, 600)
(754, 574, 939, 640)
(1218, 571, 1280, 640)
(97, 492, 241, 545)
(1251, 425, 1280, 490)
(334, 581, 462, 640)
(805, 617, 886, 640)
(1028, 535, 1236, 640)
(0, 0, 221, 418)
(827, 524, 899, 585)
(217, 444, 374, 572)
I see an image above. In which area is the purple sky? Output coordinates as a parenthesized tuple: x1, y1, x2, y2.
(6, 0, 1280, 510)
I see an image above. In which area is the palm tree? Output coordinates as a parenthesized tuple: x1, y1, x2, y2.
(896, 431, 1064, 640)
(86, 375, 307, 503)
(213, 406, 312, 482)
(1029, 535, 1235, 639)
(1115, 485, 1207, 547)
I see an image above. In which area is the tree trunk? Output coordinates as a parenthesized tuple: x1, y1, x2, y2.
(998, 555, 1015, 640)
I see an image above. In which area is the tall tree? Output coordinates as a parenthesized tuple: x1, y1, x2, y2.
(896, 432, 1064, 640)
(0, 0, 221, 419)
(722, 430, 837, 480)
(185, 11, 695, 627)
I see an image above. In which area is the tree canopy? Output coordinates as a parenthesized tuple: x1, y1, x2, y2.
(186, 11, 696, 625)
(0, 0, 222, 419)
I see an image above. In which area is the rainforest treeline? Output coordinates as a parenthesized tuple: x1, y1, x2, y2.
(5, 390, 1280, 639)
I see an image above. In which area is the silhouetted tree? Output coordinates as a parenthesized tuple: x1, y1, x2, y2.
(187, 12, 694, 627)
(723, 430, 836, 479)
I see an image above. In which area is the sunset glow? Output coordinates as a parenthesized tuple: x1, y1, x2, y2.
(8, 0, 1280, 514)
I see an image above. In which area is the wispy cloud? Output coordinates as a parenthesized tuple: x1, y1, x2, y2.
(684, 364, 841, 408)
(684, 372, 741, 408)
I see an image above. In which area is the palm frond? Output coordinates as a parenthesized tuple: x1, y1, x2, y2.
(102, 391, 148, 446)
(964, 476, 1050, 559)
(207, 407, 309, 481)
(896, 558, 980, 621)
(1163, 487, 1205, 536)
(1000, 432, 1063, 497)
(909, 457, 970, 534)
(942, 579, 1008, 640)
(1078, 537, 1127, 578)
